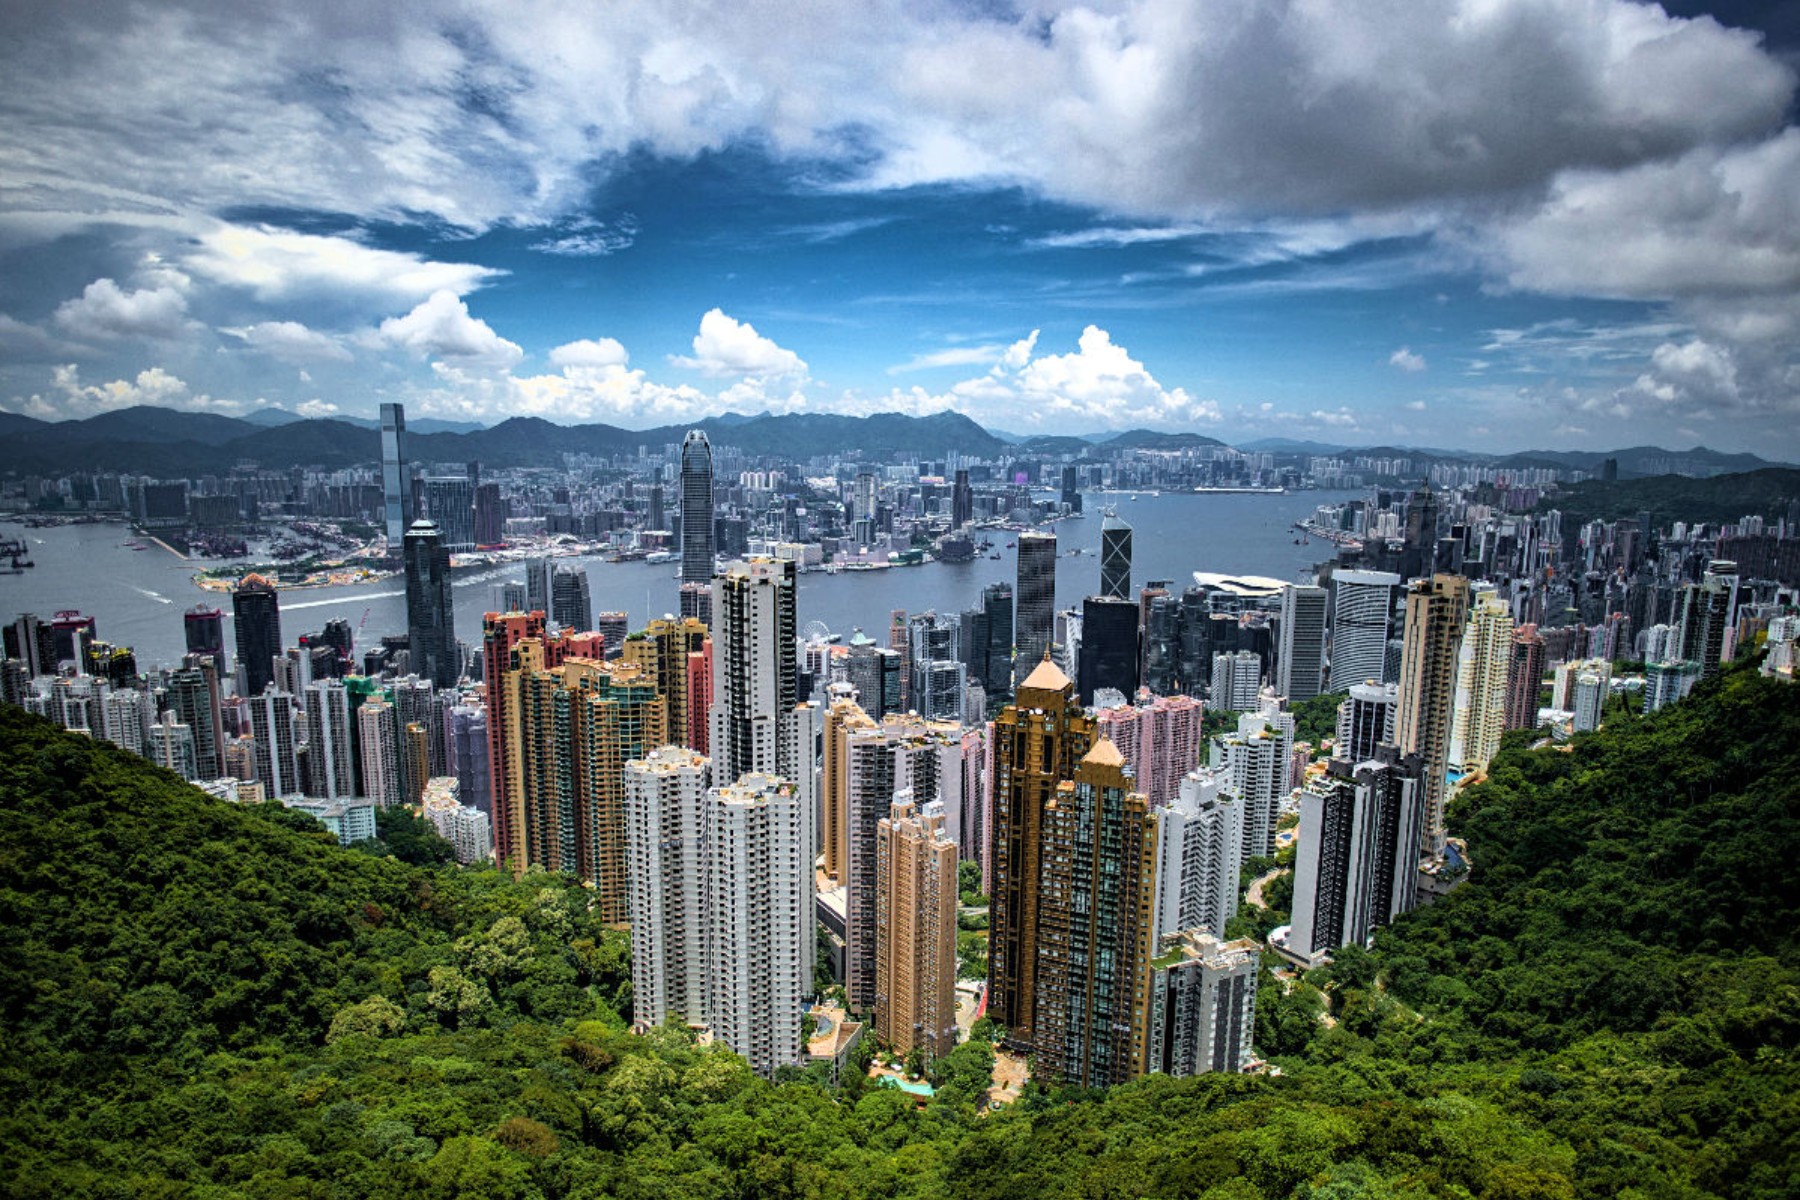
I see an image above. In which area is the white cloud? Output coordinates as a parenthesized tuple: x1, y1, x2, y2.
(1491, 129, 1800, 317)
(6, 2, 1785, 238)
(530, 215, 640, 257)
(221, 320, 353, 364)
(887, 345, 1006, 374)
(295, 399, 341, 419)
(11, 363, 242, 420)
(549, 337, 630, 369)
(187, 224, 501, 308)
(1389, 347, 1427, 372)
(1403, 399, 1428, 411)
(865, 324, 1218, 429)
(52, 278, 190, 341)
(669, 309, 808, 379)
(379, 291, 523, 366)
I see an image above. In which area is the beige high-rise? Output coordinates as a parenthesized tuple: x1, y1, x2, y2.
(1448, 588, 1513, 777)
(875, 793, 959, 1061)
(1394, 575, 1470, 855)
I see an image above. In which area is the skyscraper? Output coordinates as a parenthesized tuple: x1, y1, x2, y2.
(710, 558, 801, 786)
(623, 747, 713, 1031)
(875, 792, 960, 1062)
(183, 605, 227, 672)
(1033, 736, 1158, 1087)
(358, 696, 402, 807)
(510, 646, 664, 918)
(1015, 531, 1057, 675)
(823, 705, 954, 1013)
(980, 581, 1014, 701)
(1077, 595, 1140, 705)
(1400, 481, 1439, 581)
(1394, 574, 1471, 856)
(951, 468, 973, 530)
(247, 687, 300, 798)
(484, 610, 550, 869)
(380, 402, 411, 549)
(1210, 702, 1293, 862)
(1095, 692, 1206, 809)
(1334, 681, 1398, 765)
(232, 575, 282, 699)
(1276, 584, 1328, 702)
(1328, 570, 1400, 691)
(550, 564, 592, 633)
(168, 657, 226, 778)
(303, 679, 356, 800)
(1145, 930, 1259, 1077)
(987, 657, 1094, 1048)
(680, 430, 715, 588)
(422, 474, 476, 551)
(404, 519, 458, 688)
(1151, 767, 1243, 941)
(1448, 589, 1513, 775)
(1100, 509, 1132, 601)
(1288, 752, 1422, 964)
(620, 616, 713, 753)
(703, 771, 811, 1077)
(1504, 623, 1546, 731)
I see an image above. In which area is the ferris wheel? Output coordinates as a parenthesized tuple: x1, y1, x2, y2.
(802, 619, 834, 644)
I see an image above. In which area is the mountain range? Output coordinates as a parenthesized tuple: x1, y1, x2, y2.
(0, 405, 1789, 479)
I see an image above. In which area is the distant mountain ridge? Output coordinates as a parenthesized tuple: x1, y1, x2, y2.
(0, 403, 1790, 477)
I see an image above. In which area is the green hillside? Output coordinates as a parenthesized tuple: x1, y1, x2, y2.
(1, 665, 1796, 1198)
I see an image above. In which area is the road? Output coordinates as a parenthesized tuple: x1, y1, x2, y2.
(1246, 867, 1290, 909)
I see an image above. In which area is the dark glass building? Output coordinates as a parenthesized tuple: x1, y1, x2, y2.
(232, 576, 282, 697)
(404, 519, 458, 688)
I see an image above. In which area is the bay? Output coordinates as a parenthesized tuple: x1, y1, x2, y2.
(0, 490, 1355, 673)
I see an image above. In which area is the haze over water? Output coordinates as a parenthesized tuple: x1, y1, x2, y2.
(1, 490, 1355, 673)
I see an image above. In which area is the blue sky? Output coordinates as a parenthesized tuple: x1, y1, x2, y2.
(1, 1, 1798, 456)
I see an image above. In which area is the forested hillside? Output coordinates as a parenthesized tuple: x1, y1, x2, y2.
(1, 667, 1796, 1198)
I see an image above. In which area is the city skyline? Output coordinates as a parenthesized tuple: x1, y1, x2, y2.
(1, 3, 1797, 456)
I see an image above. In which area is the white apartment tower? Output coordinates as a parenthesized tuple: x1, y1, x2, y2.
(702, 771, 811, 1077)
(623, 747, 714, 1029)
(1151, 767, 1244, 942)
(1276, 583, 1328, 702)
(1209, 700, 1293, 862)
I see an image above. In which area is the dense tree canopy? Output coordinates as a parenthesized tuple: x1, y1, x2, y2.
(1, 664, 1796, 1198)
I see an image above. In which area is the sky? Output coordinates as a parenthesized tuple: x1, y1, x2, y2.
(1, 1, 1798, 456)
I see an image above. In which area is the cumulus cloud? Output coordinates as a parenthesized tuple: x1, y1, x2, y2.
(187, 224, 502, 308)
(549, 337, 630, 369)
(1491, 129, 1800, 317)
(669, 309, 808, 379)
(1389, 347, 1427, 372)
(10, 363, 240, 420)
(379, 291, 523, 366)
(295, 399, 341, 419)
(865, 325, 1218, 429)
(221, 320, 353, 364)
(53, 278, 190, 341)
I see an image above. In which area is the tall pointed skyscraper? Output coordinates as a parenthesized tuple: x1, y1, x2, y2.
(680, 430, 715, 595)
(1100, 509, 1132, 601)
(404, 519, 458, 688)
(380, 402, 411, 549)
(987, 657, 1094, 1049)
